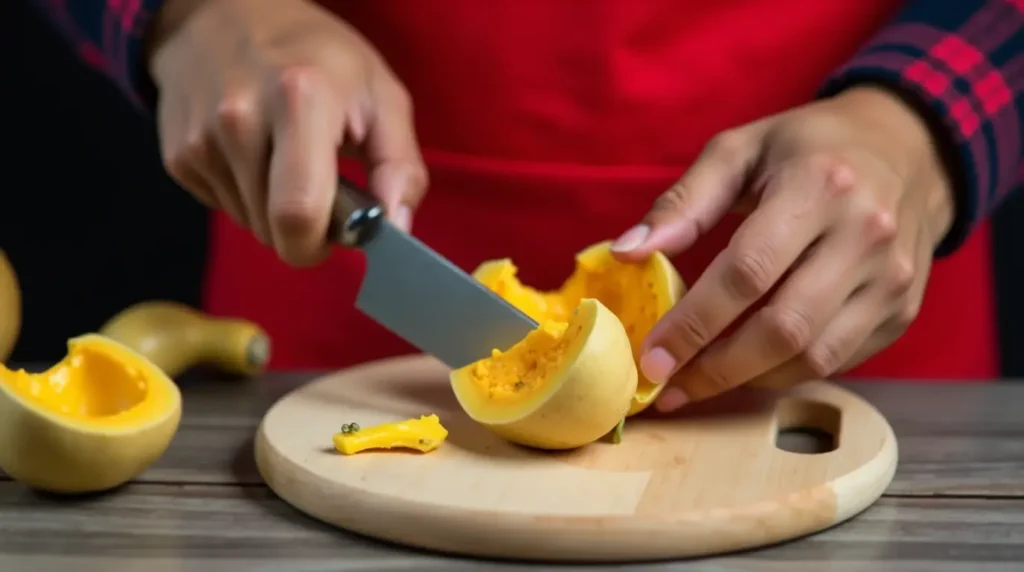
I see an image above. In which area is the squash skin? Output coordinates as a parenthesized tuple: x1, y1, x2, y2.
(450, 298, 638, 450)
(0, 251, 21, 363)
(472, 240, 686, 417)
(0, 334, 182, 494)
(98, 300, 270, 379)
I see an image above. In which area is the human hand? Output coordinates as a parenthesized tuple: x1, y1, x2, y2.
(612, 86, 956, 411)
(146, 0, 427, 266)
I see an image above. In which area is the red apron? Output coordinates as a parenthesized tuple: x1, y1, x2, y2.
(202, 0, 998, 381)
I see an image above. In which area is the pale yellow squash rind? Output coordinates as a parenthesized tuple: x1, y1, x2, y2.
(450, 298, 638, 450)
(0, 334, 182, 494)
(0, 250, 21, 363)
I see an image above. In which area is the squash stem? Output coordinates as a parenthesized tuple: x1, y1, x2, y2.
(604, 417, 626, 444)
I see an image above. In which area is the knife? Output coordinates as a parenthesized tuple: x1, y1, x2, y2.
(328, 177, 538, 369)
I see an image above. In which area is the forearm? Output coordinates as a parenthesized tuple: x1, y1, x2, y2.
(27, 0, 168, 110)
(818, 0, 1024, 257)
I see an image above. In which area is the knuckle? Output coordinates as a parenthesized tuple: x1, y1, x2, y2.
(704, 129, 746, 157)
(270, 195, 321, 234)
(810, 153, 857, 198)
(664, 309, 713, 351)
(885, 253, 916, 294)
(274, 65, 326, 108)
(650, 180, 691, 215)
(387, 81, 414, 113)
(893, 301, 921, 330)
(160, 145, 187, 180)
(725, 244, 775, 299)
(215, 90, 259, 136)
(762, 305, 814, 354)
(182, 129, 212, 160)
(804, 342, 842, 378)
(861, 207, 899, 247)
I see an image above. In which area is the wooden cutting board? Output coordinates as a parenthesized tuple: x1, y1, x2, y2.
(254, 354, 897, 563)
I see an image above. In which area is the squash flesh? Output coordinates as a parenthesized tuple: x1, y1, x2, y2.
(464, 321, 570, 408)
(0, 336, 179, 430)
(450, 298, 637, 448)
(473, 241, 681, 414)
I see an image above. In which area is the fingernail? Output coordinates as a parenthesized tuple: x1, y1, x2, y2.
(640, 347, 677, 384)
(392, 204, 412, 232)
(655, 387, 689, 413)
(611, 224, 650, 252)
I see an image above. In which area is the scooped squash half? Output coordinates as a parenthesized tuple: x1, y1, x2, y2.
(450, 298, 638, 450)
(0, 334, 182, 494)
(471, 240, 685, 416)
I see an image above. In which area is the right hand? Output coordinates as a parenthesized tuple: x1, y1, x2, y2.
(146, 0, 428, 266)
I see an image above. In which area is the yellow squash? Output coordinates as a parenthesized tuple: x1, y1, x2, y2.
(450, 298, 638, 450)
(0, 334, 182, 493)
(0, 250, 21, 363)
(471, 240, 685, 416)
(332, 414, 449, 455)
(99, 301, 270, 379)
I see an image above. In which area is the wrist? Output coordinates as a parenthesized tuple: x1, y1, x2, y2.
(144, 0, 209, 66)
(831, 85, 955, 247)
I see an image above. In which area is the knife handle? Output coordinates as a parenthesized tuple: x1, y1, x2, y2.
(329, 177, 384, 248)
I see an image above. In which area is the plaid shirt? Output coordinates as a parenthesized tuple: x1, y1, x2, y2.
(29, 0, 1024, 257)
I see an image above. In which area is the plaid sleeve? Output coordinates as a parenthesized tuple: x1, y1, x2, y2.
(27, 0, 166, 111)
(819, 0, 1024, 257)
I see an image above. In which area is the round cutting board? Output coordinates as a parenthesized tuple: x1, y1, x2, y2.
(255, 354, 897, 563)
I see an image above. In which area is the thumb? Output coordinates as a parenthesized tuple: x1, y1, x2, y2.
(362, 86, 429, 233)
(610, 130, 762, 261)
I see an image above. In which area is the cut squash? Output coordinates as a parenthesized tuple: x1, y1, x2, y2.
(0, 334, 182, 494)
(0, 250, 21, 363)
(471, 240, 685, 416)
(332, 414, 449, 455)
(450, 298, 638, 450)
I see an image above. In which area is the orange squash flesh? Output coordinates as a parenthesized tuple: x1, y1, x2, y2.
(471, 241, 685, 416)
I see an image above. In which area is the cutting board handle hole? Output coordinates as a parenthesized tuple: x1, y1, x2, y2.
(773, 398, 841, 455)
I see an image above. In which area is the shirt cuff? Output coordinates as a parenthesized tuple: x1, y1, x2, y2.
(817, 2, 1024, 258)
(33, 0, 165, 111)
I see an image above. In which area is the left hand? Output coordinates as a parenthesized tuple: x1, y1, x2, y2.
(612, 86, 956, 412)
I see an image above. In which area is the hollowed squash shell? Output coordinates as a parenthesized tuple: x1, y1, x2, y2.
(0, 334, 182, 494)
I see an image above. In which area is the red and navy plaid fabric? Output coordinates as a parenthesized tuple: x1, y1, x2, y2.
(28, 0, 1024, 257)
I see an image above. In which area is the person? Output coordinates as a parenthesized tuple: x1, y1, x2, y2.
(31, 0, 1023, 412)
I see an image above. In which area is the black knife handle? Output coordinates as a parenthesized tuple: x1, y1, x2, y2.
(329, 177, 384, 248)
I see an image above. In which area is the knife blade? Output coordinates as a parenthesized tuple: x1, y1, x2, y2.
(328, 177, 538, 369)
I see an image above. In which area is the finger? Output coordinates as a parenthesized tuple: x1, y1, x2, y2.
(214, 91, 273, 245)
(362, 80, 428, 231)
(159, 102, 218, 210)
(266, 68, 342, 266)
(638, 160, 840, 385)
(164, 154, 218, 209)
(196, 140, 249, 228)
(611, 127, 764, 261)
(658, 225, 869, 407)
(745, 286, 888, 390)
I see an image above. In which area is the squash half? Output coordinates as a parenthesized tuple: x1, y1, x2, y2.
(471, 240, 685, 416)
(0, 250, 21, 363)
(0, 334, 182, 493)
(450, 298, 637, 450)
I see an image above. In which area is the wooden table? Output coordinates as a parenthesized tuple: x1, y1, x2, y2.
(1, 370, 1022, 571)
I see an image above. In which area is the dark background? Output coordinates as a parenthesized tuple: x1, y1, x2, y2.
(3, 2, 1022, 374)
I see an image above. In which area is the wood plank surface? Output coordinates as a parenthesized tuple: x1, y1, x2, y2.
(1, 369, 1022, 568)
(0, 481, 1020, 571)
(2, 372, 1022, 498)
(9, 372, 1020, 496)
